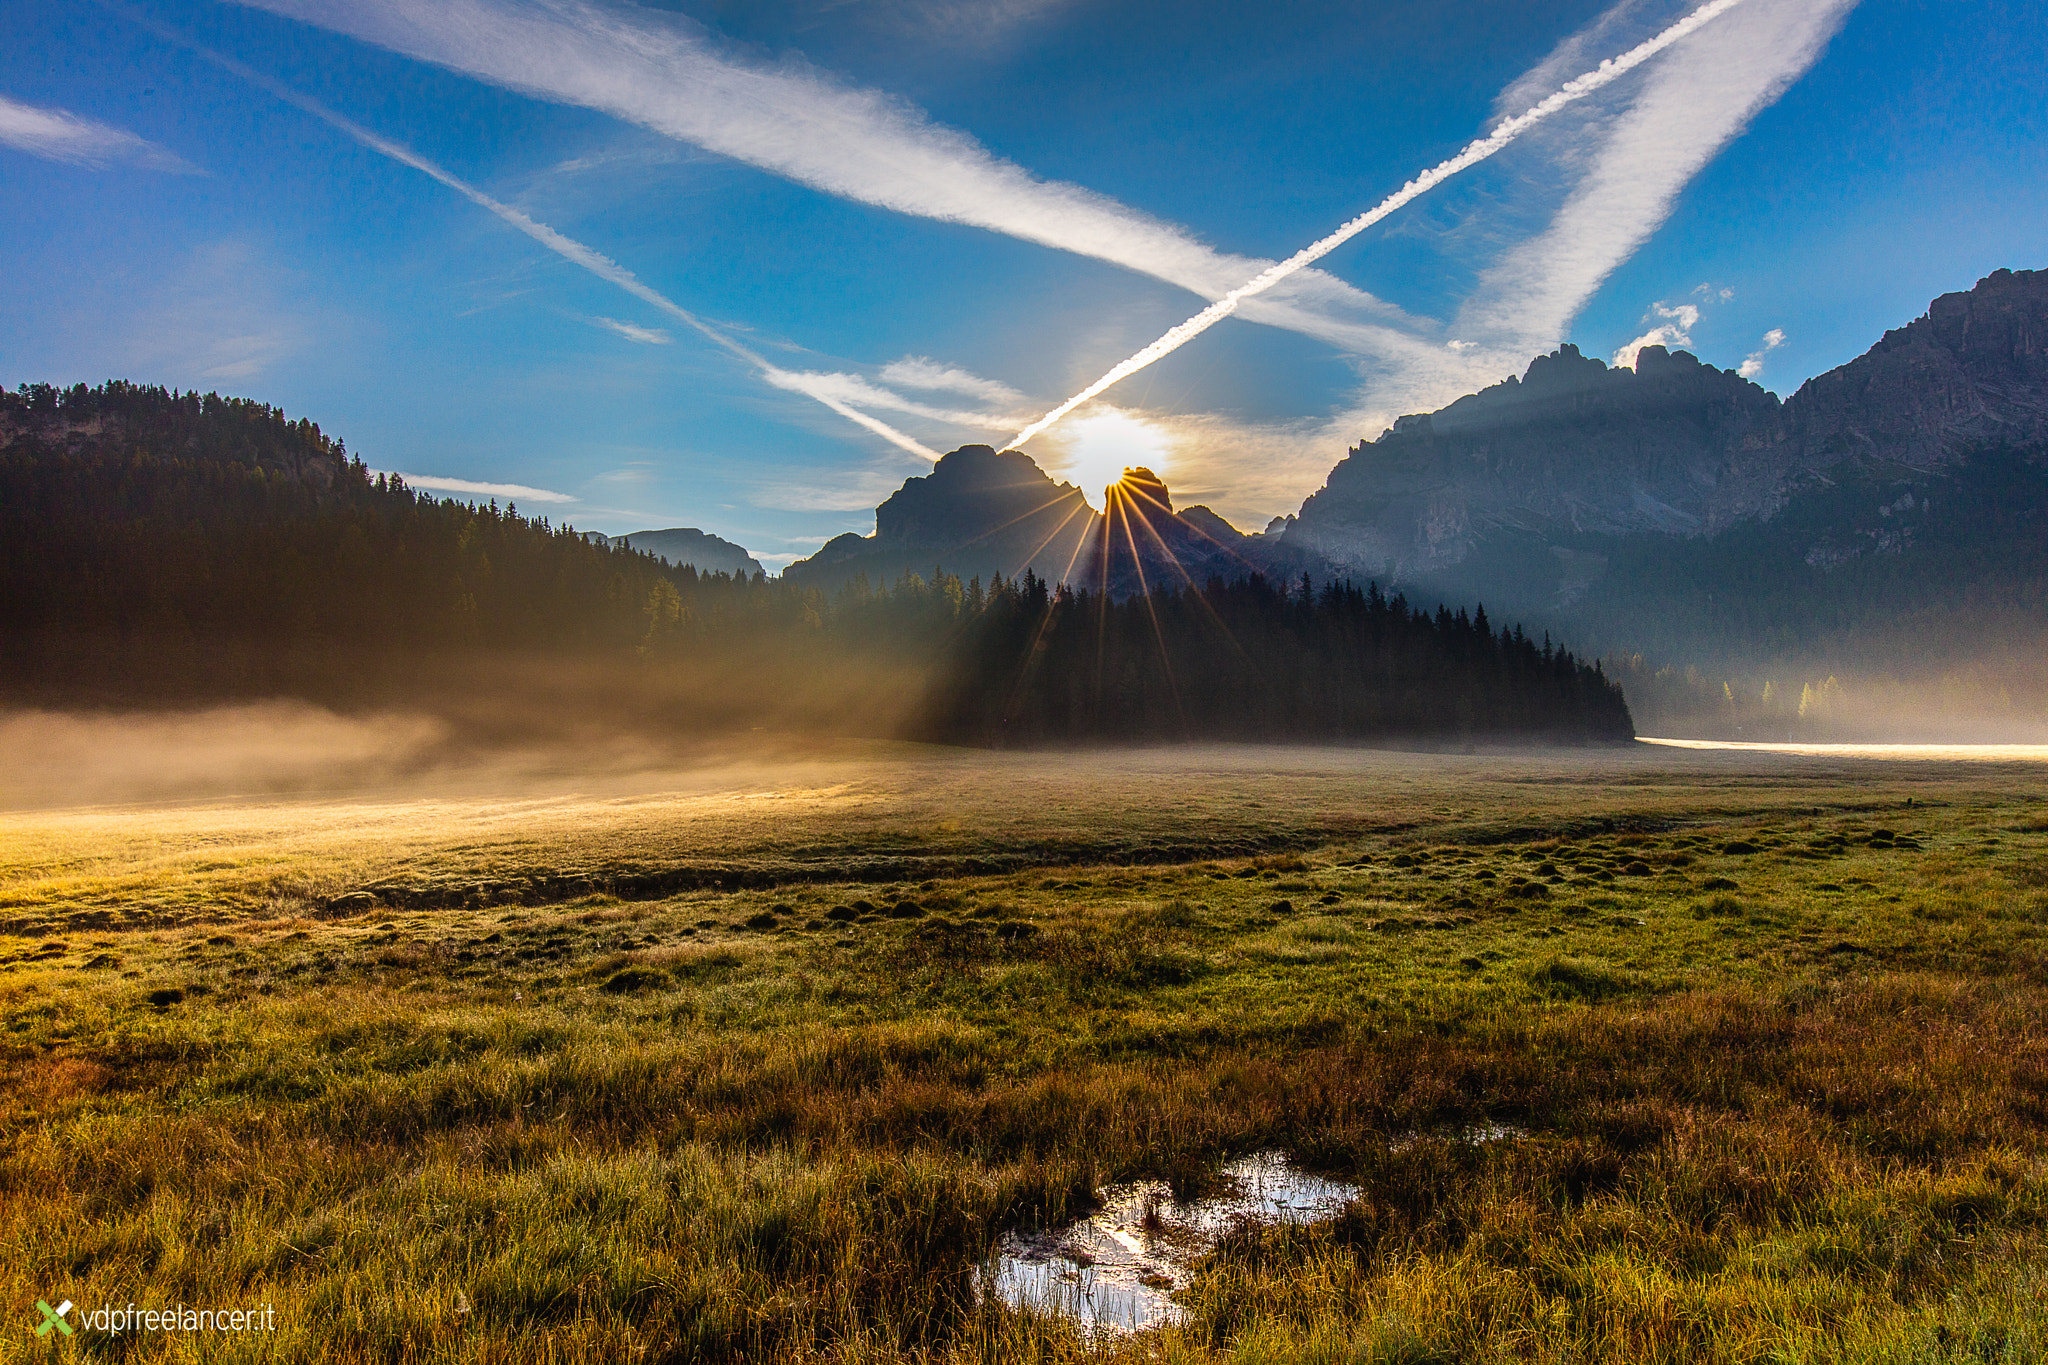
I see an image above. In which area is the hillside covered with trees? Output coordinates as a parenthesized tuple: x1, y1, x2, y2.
(1, 382, 1631, 745)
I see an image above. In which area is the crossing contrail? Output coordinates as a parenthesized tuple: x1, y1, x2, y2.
(128, 12, 939, 460)
(1008, 0, 1753, 450)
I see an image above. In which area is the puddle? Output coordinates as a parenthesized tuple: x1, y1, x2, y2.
(985, 1151, 1360, 1333)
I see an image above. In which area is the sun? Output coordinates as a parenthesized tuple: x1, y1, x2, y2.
(1042, 408, 1176, 508)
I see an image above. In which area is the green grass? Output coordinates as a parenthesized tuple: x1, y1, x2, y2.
(4, 744, 2048, 1361)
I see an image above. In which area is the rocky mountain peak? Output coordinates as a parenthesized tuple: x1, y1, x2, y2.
(1286, 342, 1786, 579)
(1114, 466, 1174, 513)
(1786, 267, 2048, 467)
(874, 444, 1085, 546)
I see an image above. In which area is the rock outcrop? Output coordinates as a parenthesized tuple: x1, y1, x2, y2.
(781, 445, 1269, 595)
(1285, 343, 1786, 579)
(1784, 267, 2048, 468)
(782, 445, 1094, 590)
(606, 527, 763, 578)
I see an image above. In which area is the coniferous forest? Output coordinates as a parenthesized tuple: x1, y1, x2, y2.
(1, 382, 1632, 744)
(923, 573, 1633, 745)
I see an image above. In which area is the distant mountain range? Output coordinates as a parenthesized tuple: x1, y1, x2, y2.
(595, 527, 762, 578)
(1279, 267, 2048, 651)
(785, 268, 2047, 707)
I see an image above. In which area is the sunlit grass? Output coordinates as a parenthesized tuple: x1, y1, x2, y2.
(4, 745, 2047, 1360)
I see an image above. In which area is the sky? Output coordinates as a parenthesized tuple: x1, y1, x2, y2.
(3, 0, 2043, 568)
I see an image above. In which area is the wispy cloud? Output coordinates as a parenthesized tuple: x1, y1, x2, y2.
(1453, 0, 1857, 370)
(1740, 326, 1786, 378)
(1226, 0, 1862, 474)
(874, 0, 1078, 53)
(761, 368, 1017, 430)
(590, 315, 671, 344)
(210, 0, 1852, 520)
(747, 467, 908, 514)
(0, 92, 198, 172)
(879, 356, 1025, 408)
(387, 471, 578, 502)
(229, 0, 1414, 351)
(116, 240, 309, 382)
(141, 19, 945, 459)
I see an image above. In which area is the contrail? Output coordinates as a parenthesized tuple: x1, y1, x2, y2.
(119, 10, 938, 460)
(1009, 0, 1752, 449)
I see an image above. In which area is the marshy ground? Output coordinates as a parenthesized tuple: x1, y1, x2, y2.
(5, 741, 2048, 1362)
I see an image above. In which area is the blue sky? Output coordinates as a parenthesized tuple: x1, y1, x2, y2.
(3, 0, 2042, 566)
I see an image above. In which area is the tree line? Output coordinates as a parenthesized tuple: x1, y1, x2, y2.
(1, 381, 1631, 743)
(919, 571, 1632, 744)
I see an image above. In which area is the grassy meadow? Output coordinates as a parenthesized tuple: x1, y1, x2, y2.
(4, 740, 2048, 1362)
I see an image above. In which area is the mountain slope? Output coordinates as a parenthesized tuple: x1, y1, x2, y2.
(1287, 342, 1788, 581)
(1273, 269, 2048, 679)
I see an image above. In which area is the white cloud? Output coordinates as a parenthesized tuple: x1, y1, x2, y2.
(1613, 300, 1701, 368)
(1739, 325, 1786, 377)
(218, 0, 1854, 518)
(871, 0, 1078, 53)
(386, 472, 578, 502)
(1224, 0, 1863, 460)
(171, 34, 946, 459)
(0, 93, 198, 172)
(1453, 0, 1857, 369)
(878, 356, 1025, 407)
(747, 467, 907, 513)
(231, 0, 1414, 352)
(760, 368, 1017, 431)
(590, 315, 671, 344)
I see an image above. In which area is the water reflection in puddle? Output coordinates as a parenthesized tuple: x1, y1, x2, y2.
(985, 1151, 1361, 1333)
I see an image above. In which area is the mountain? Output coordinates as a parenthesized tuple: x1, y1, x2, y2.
(1785, 267, 2048, 467)
(775, 269, 2046, 735)
(1274, 269, 2048, 682)
(1286, 269, 2048, 589)
(604, 527, 762, 578)
(781, 444, 1269, 595)
(1285, 343, 1787, 578)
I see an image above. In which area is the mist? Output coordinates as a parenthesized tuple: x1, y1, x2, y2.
(1613, 632, 2048, 745)
(0, 702, 449, 809)
(0, 641, 945, 811)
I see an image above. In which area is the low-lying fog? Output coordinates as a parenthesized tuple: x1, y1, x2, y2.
(6, 700, 2048, 816)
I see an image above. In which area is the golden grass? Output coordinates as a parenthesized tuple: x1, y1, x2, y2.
(4, 742, 2047, 1361)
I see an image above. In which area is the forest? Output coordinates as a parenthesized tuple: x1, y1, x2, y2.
(922, 573, 1632, 744)
(0, 381, 1631, 745)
